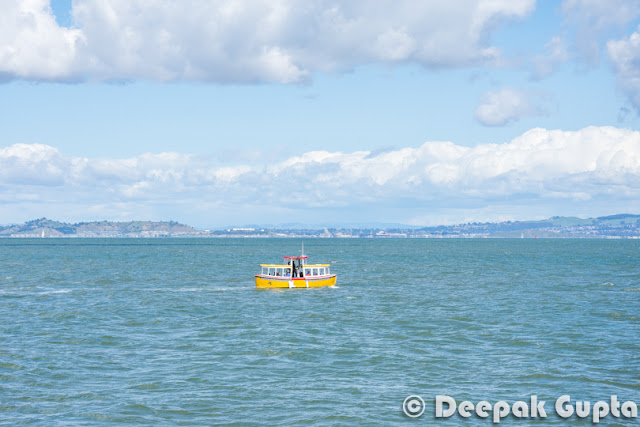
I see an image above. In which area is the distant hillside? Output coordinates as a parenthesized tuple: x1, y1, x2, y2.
(0, 218, 200, 237)
(2, 214, 640, 238)
(417, 214, 640, 238)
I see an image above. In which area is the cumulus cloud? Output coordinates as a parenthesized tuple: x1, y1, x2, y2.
(607, 26, 640, 113)
(2, 126, 640, 224)
(0, 0, 534, 83)
(0, 143, 67, 185)
(474, 87, 549, 126)
(0, 0, 84, 81)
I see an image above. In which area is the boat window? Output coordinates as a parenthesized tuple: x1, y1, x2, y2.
(284, 268, 291, 277)
(313, 268, 318, 276)
(326, 267, 330, 274)
(269, 268, 275, 276)
(276, 268, 282, 276)
(305, 268, 311, 277)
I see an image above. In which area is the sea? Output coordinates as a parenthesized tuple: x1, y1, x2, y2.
(1, 238, 638, 425)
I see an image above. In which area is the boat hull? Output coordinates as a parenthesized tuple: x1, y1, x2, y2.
(255, 275, 337, 288)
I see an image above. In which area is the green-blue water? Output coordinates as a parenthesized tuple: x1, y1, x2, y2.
(1, 238, 638, 425)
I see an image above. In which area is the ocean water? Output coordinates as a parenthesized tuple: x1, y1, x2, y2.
(0, 238, 638, 425)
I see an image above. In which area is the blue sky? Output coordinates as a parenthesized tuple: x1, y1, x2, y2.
(1, 0, 640, 228)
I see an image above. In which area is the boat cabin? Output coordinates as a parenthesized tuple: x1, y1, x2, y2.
(259, 256, 331, 279)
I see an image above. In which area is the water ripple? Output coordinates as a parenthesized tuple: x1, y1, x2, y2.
(1, 238, 638, 425)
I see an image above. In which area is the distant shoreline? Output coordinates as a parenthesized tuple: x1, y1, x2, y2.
(2, 235, 638, 239)
(2, 215, 639, 239)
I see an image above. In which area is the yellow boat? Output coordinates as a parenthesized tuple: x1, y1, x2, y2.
(255, 248, 337, 289)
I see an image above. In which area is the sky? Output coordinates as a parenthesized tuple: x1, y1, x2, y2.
(1, 0, 640, 228)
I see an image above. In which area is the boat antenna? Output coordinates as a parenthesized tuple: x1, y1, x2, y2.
(301, 242, 305, 257)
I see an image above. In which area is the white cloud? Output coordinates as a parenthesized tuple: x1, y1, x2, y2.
(0, 0, 535, 83)
(474, 87, 549, 126)
(0, 143, 67, 185)
(2, 126, 640, 225)
(607, 25, 640, 113)
(0, 0, 84, 81)
(562, 0, 640, 65)
(526, 0, 640, 81)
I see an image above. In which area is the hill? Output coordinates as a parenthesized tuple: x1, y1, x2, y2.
(416, 214, 640, 238)
(2, 214, 640, 238)
(0, 218, 201, 237)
